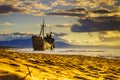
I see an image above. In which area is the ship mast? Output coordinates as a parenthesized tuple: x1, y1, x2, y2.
(39, 19, 46, 38)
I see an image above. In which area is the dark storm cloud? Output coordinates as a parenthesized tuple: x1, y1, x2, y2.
(47, 5, 120, 32)
(92, 16, 120, 20)
(47, 7, 87, 17)
(47, 12, 86, 17)
(91, 9, 111, 14)
(48, 7, 120, 32)
(0, 5, 25, 14)
(66, 7, 87, 12)
(71, 17, 120, 32)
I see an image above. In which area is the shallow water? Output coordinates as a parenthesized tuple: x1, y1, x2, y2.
(12, 48, 120, 59)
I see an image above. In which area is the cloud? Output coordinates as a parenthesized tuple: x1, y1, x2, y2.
(0, 32, 33, 41)
(36, 23, 72, 28)
(47, 0, 120, 17)
(74, 0, 117, 8)
(0, 32, 68, 45)
(32, 12, 45, 16)
(55, 24, 72, 27)
(47, 6, 120, 32)
(71, 16, 120, 32)
(0, 5, 25, 14)
(0, 22, 15, 26)
(47, 12, 86, 17)
(47, 7, 87, 17)
(0, 0, 119, 17)
(53, 32, 69, 42)
(0, 0, 51, 16)
(0, 29, 10, 34)
(99, 31, 120, 42)
(23, 2, 51, 10)
(66, 7, 87, 12)
(91, 9, 111, 14)
(53, 33, 68, 36)
(50, 0, 117, 9)
(47, 6, 119, 18)
(51, 0, 75, 7)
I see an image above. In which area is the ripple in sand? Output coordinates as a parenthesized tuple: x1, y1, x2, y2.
(74, 76, 89, 80)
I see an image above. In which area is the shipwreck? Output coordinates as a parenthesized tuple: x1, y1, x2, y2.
(32, 20, 55, 50)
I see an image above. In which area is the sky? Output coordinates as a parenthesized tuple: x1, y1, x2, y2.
(0, 0, 120, 46)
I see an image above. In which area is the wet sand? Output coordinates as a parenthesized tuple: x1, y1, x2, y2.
(0, 48, 120, 80)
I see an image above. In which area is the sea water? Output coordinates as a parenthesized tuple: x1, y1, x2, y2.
(12, 47, 120, 59)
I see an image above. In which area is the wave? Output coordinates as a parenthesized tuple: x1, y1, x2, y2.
(10, 48, 120, 60)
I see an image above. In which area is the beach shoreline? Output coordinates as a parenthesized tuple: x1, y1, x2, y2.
(0, 47, 120, 80)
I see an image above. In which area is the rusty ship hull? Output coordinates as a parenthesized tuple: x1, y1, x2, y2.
(32, 36, 55, 50)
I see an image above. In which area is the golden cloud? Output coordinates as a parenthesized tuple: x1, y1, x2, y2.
(99, 31, 120, 42)
(0, 29, 10, 34)
(75, 0, 117, 8)
(0, 0, 51, 16)
(0, 0, 119, 17)
(0, 22, 15, 26)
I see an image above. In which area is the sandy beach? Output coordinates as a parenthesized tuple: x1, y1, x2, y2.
(0, 47, 120, 80)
